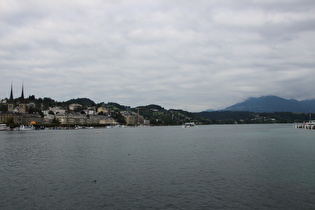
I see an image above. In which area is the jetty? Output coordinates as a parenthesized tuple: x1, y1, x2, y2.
(295, 121, 315, 129)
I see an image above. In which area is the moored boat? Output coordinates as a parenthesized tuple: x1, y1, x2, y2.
(183, 122, 196, 128)
(295, 121, 315, 129)
(0, 124, 10, 131)
(294, 113, 315, 130)
(17, 124, 35, 131)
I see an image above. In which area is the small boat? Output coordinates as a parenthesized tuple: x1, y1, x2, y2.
(294, 113, 315, 130)
(0, 124, 10, 131)
(183, 122, 195, 128)
(18, 124, 35, 131)
(305, 121, 315, 129)
(295, 121, 315, 129)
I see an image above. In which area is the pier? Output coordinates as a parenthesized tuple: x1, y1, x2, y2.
(294, 121, 315, 129)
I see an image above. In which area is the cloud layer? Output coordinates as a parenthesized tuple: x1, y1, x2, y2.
(1, 0, 315, 111)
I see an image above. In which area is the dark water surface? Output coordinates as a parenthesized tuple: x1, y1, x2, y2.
(1, 124, 315, 209)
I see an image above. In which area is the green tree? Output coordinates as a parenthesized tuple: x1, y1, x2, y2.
(6, 117, 15, 127)
(111, 111, 126, 124)
(0, 104, 8, 112)
(51, 118, 60, 125)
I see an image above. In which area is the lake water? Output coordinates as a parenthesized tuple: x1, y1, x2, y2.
(0, 124, 314, 209)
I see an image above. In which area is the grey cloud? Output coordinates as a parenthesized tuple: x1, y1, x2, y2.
(0, 0, 314, 111)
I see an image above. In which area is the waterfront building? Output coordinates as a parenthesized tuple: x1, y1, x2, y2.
(99, 116, 118, 125)
(143, 119, 150, 125)
(87, 115, 100, 124)
(85, 107, 96, 115)
(97, 106, 108, 114)
(0, 112, 43, 125)
(56, 113, 86, 125)
(43, 113, 55, 124)
(49, 107, 67, 115)
(124, 114, 145, 125)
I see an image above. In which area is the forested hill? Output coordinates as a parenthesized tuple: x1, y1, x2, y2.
(65, 98, 96, 107)
(1, 95, 313, 125)
(197, 111, 312, 124)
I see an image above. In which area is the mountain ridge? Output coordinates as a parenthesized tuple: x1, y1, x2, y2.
(213, 95, 315, 113)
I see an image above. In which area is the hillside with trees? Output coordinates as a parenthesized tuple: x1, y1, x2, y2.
(1, 95, 313, 126)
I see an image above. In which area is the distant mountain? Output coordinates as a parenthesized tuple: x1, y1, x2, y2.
(204, 109, 216, 112)
(222, 96, 315, 113)
(300, 99, 315, 110)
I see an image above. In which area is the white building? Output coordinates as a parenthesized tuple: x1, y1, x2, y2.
(69, 104, 82, 111)
(49, 107, 67, 115)
(56, 113, 87, 125)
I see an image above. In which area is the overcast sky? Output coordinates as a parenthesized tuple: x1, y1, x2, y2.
(1, 0, 314, 111)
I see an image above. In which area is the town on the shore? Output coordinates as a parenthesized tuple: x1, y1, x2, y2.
(1, 84, 314, 130)
(0, 84, 207, 129)
(0, 85, 148, 129)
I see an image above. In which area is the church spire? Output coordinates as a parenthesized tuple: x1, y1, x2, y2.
(9, 83, 14, 103)
(8, 82, 15, 112)
(18, 83, 26, 113)
(20, 83, 25, 103)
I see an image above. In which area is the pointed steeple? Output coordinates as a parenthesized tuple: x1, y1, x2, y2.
(18, 83, 27, 113)
(9, 83, 14, 103)
(20, 83, 25, 103)
(8, 82, 15, 112)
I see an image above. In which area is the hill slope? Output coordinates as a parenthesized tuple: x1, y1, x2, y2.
(223, 96, 315, 113)
(65, 98, 96, 107)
